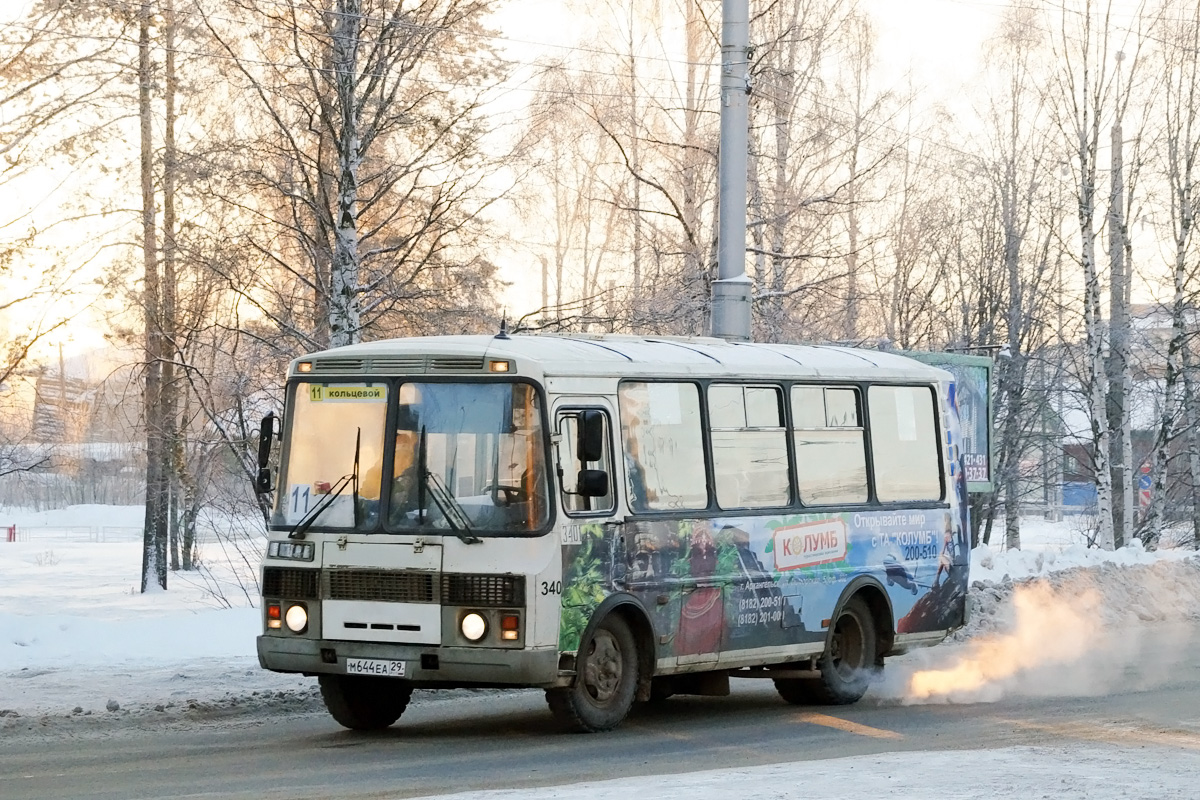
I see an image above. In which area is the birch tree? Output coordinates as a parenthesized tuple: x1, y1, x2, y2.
(577, 0, 719, 335)
(201, 0, 509, 350)
(515, 64, 624, 327)
(748, 0, 859, 342)
(1048, 0, 1143, 549)
(978, 4, 1062, 551)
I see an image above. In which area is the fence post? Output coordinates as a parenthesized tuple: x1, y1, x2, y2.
(6, 525, 15, 542)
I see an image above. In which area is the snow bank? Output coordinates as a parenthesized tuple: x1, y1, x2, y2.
(965, 557, 1200, 636)
(971, 537, 1197, 585)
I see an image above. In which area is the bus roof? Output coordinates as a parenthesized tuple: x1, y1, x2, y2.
(291, 334, 952, 383)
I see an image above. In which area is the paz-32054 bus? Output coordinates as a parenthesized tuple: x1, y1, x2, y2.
(254, 333, 971, 732)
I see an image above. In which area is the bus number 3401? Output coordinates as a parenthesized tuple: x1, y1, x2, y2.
(541, 581, 562, 595)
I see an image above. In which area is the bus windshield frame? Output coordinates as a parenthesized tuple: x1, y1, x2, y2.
(271, 377, 554, 537)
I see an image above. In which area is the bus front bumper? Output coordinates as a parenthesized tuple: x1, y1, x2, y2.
(257, 636, 563, 688)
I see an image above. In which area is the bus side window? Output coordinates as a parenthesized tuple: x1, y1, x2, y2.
(708, 384, 789, 509)
(792, 385, 869, 505)
(618, 382, 707, 512)
(868, 385, 942, 502)
(557, 410, 614, 515)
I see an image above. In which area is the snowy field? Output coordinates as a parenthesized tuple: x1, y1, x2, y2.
(2, 505, 1200, 798)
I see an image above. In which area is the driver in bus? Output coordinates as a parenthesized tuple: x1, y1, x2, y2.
(357, 430, 422, 527)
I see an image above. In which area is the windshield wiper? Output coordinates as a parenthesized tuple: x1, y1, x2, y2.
(289, 428, 360, 540)
(417, 425, 480, 544)
(425, 471, 480, 544)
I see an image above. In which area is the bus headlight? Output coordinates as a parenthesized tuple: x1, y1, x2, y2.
(285, 604, 308, 633)
(461, 612, 487, 641)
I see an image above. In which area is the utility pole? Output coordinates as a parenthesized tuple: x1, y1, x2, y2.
(1106, 50, 1131, 548)
(711, 0, 752, 341)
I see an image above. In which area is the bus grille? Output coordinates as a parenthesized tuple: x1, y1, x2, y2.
(308, 358, 363, 374)
(369, 357, 426, 373)
(262, 567, 319, 599)
(326, 569, 435, 603)
(442, 574, 525, 607)
(264, 569, 524, 607)
(429, 356, 485, 372)
(302, 355, 485, 376)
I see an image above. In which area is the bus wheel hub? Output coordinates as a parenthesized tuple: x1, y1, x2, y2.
(584, 630, 623, 703)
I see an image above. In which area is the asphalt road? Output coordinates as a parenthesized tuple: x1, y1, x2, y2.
(4, 622, 1200, 800)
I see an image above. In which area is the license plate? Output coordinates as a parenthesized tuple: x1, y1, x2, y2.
(344, 658, 407, 677)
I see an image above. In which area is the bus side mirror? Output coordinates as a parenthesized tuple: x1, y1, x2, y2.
(577, 469, 608, 498)
(577, 410, 605, 463)
(255, 412, 277, 495)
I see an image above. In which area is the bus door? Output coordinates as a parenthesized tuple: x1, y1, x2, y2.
(553, 400, 622, 650)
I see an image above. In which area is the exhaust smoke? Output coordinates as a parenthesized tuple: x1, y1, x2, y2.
(906, 582, 1100, 701)
(871, 559, 1200, 705)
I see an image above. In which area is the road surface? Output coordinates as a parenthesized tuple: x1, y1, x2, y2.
(3, 622, 1199, 800)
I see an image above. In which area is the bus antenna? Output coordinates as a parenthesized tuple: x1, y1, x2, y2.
(496, 317, 510, 340)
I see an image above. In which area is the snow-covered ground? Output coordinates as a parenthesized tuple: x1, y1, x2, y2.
(3, 506, 1200, 798)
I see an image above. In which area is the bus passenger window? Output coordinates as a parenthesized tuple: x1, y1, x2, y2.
(619, 382, 707, 512)
(791, 385, 868, 505)
(557, 410, 614, 514)
(708, 384, 789, 509)
(868, 385, 942, 502)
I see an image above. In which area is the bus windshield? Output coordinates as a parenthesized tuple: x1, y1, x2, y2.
(382, 382, 550, 534)
(275, 379, 551, 535)
(274, 383, 389, 530)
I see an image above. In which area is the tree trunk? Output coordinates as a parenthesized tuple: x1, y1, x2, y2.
(679, 0, 703, 334)
(329, 0, 363, 348)
(163, 0, 181, 572)
(139, 1, 167, 592)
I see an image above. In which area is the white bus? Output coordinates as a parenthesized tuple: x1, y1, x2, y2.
(255, 333, 971, 732)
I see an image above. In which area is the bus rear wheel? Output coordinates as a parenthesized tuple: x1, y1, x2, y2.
(546, 614, 639, 732)
(774, 595, 877, 706)
(318, 674, 412, 731)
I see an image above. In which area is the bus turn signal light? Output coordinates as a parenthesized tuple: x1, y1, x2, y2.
(500, 614, 519, 641)
(267, 603, 282, 629)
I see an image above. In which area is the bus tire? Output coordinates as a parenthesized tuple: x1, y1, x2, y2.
(546, 614, 639, 732)
(774, 595, 877, 706)
(318, 674, 412, 731)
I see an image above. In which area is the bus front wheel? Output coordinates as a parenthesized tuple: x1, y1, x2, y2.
(775, 595, 877, 706)
(318, 674, 412, 731)
(546, 614, 639, 732)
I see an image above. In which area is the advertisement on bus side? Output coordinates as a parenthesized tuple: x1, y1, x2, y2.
(558, 506, 969, 659)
